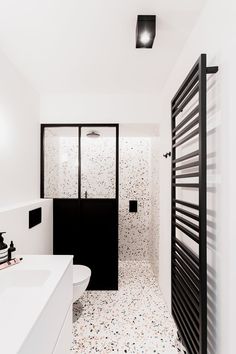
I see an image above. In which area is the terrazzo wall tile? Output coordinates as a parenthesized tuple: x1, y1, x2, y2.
(119, 137, 152, 260)
(119, 137, 160, 264)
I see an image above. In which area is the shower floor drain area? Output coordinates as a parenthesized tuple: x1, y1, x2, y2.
(71, 261, 185, 354)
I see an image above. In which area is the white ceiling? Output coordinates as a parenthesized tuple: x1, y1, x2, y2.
(0, 0, 206, 94)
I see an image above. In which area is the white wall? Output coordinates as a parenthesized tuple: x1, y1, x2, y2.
(40, 93, 161, 124)
(159, 0, 236, 353)
(0, 49, 53, 255)
(0, 50, 40, 208)
(0, 199, 53, 255)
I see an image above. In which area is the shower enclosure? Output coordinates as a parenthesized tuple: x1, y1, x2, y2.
(41, 124, 119, 290)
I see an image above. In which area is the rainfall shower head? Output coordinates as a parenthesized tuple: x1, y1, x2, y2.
(86, 131, 100, 138)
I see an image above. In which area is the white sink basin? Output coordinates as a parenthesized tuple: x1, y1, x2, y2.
(0, 269, 50, 294)
(0, 255, 73, 354)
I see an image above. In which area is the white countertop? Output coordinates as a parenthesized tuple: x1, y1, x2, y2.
(0, 255, 73, 354)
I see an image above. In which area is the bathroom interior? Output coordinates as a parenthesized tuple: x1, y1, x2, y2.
(0, 1, 236, 354)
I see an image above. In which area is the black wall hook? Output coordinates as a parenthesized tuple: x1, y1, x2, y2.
(163, 152, 171, 158)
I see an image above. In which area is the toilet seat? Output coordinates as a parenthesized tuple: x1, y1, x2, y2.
(73, 265, 91, 285)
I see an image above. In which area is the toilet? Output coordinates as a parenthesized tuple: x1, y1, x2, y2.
(73, 265, 91, 302)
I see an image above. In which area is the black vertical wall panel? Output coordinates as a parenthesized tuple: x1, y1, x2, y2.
(53, 199, 118, 290)
(80, 199, 118, 290)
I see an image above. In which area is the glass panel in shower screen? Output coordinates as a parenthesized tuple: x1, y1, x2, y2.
(44, 127, 79, 198)
(81, 127, 116, 199)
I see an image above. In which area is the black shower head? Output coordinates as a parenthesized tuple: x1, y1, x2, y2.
(86, 131, 100, 138)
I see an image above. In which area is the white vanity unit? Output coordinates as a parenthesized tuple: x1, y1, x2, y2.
(0, 255, 73, 354)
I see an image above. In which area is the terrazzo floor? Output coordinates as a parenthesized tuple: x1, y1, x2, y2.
(71, 261, 186, 354)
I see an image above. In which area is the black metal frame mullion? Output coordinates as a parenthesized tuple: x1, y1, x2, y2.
(40, 123, 119, 200)
(78, 126, 81, 199)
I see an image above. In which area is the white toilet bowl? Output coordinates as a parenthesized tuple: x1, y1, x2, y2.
(73, 265, 91, 302)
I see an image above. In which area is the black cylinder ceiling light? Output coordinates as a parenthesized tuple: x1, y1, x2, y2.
(136, 15, 156, 48)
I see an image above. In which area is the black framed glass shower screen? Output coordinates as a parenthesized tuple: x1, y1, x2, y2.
(80, 126, 116, 199)
(40, 124, 119, 200)
(42, 126, 79, 198)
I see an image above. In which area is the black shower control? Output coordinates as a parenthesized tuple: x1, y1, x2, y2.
(129, 200, 137, 213)
(29, 207, 42, 229)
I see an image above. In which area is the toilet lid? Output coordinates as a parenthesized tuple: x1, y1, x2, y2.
(73, 265, 91, 284)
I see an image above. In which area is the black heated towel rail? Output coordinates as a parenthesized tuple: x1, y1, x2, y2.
(171, 54, 218, 354)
